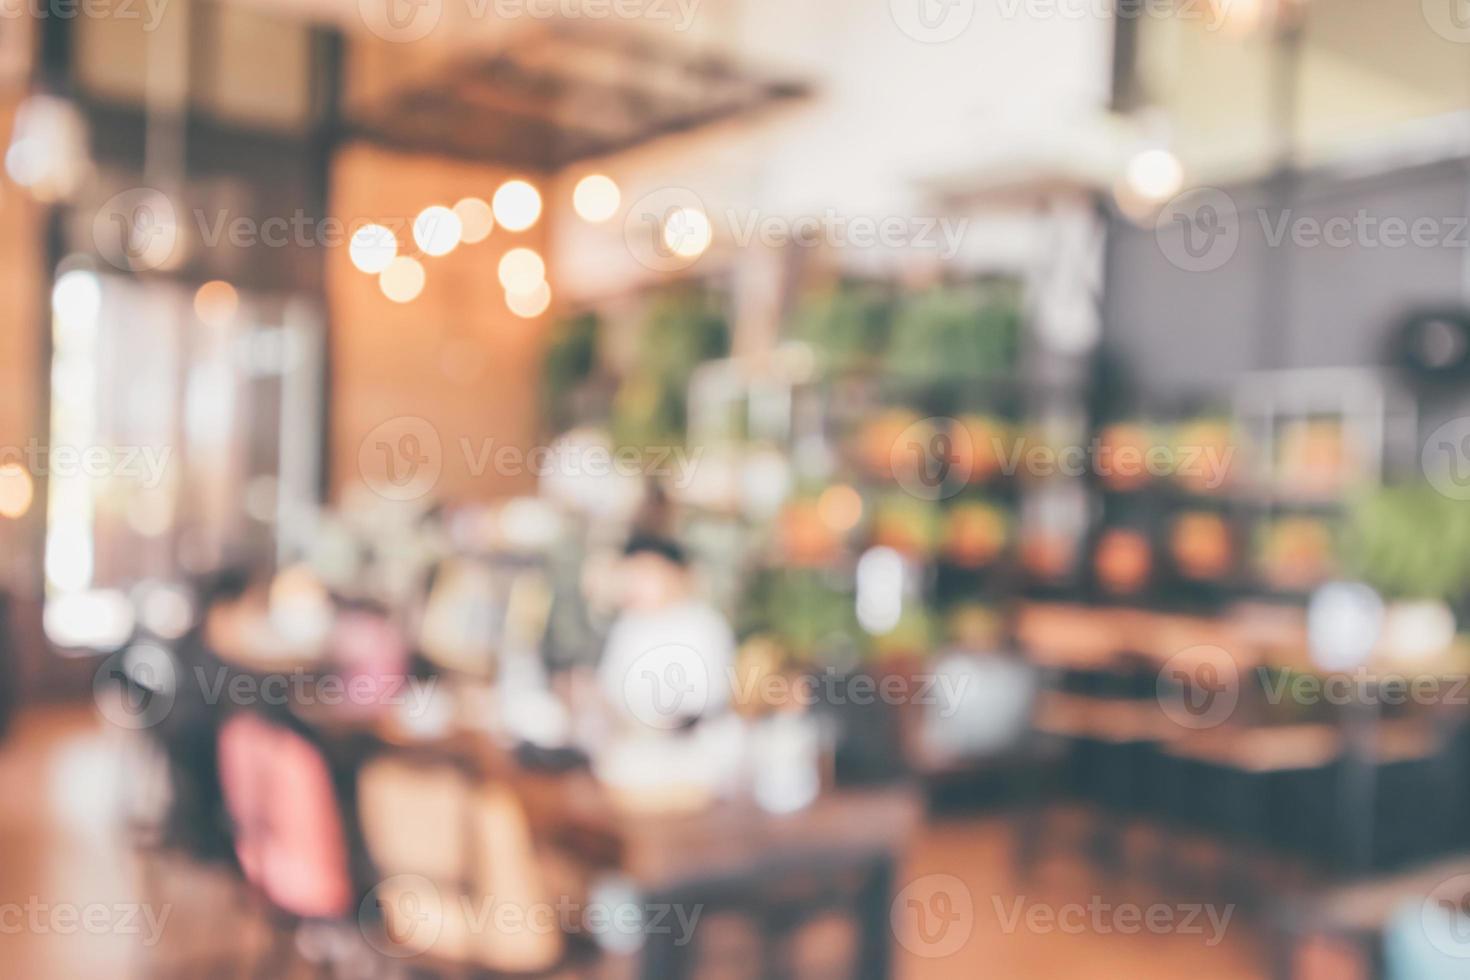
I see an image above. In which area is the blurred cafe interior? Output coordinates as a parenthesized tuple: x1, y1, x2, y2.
(9, 0, 1470, 977)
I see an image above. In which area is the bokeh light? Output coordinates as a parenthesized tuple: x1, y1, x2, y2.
(193, 280, 239, 327)
(413, 205, 463, 257)
(662, 206, 713, 259)
(497, 247, 546, 293)
(453, 197, 494, 244)
(492, 180, 542, 232)
(51, 269, 101, 326)
(348, 223, 398, 273)
(1124, 148, 1184, 203)
(506, 281, 552, 318)
(573, 174, 621, 223)
(379, 256, 426, 303)
(0, 463, 34, 518)
(817, 484, 863, 533)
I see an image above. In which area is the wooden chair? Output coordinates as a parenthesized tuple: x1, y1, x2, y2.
(217, 708, 357, 978)
(355, 752, 569, 976)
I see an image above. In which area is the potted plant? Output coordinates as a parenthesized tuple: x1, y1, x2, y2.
(1342, 486, 1470, 662)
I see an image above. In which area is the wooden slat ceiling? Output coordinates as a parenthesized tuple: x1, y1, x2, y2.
(344, 22, 808, 171)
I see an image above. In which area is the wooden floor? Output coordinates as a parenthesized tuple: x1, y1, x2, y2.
(0, 707, 1268, 978)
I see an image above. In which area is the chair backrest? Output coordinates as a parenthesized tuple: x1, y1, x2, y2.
(357, 753, 563, 972)
(217, 711, 353, 919)
(357, 755, 469, 883)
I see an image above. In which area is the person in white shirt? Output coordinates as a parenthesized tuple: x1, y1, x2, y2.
(597, 535, 736, 733)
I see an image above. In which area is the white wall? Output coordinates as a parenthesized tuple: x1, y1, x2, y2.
(548, 0, 1115, 304)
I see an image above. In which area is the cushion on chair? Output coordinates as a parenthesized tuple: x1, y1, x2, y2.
(217, 712, 352, 919)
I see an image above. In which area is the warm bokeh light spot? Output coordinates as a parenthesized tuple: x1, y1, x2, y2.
(193, 280, 239, 327)
(379, 256, 426, 303)
(817, 484, 863, 533)
(573, 174, 621, 223)
(452, 197, 494, 244)
(506, 281, 551, 318)
(662, 206, 712, 259)
(497, 247, 546, 293)
(348, 223, 398, 273)
(413, 205, 462, 257)
(0, 463, 34, 518)
(492, 180, 542, 232)
(1124, 148, 1184, 203)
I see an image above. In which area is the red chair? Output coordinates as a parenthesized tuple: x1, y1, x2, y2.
(217, 709, 355, 974)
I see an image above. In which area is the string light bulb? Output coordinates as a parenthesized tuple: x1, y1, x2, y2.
(506, 282, 551, 318)
(573, 175, 621, 223)
(453, 197, 494, 244)
(379, 256, 426, 303)
(349, 224, 397, 273)
(492, 180, 542, 232)
(413, 205, 463, 257)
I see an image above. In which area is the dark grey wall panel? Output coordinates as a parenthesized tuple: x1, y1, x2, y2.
(1102, 157, 1470, 405)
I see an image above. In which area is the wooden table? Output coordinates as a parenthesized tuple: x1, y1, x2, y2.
(295, 705, 924, 979)
(618, 788, 922, 980)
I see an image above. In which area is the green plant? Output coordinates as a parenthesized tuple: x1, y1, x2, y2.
(789, 280, 892, 372)
(885, 280, 1022, 381)
(869, 607, 935, 660)
(612, 287, 730, 448)
(541, 311, 601, 432)
(1342, 486, 1470, 601)
(739, 568, 857, 664)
